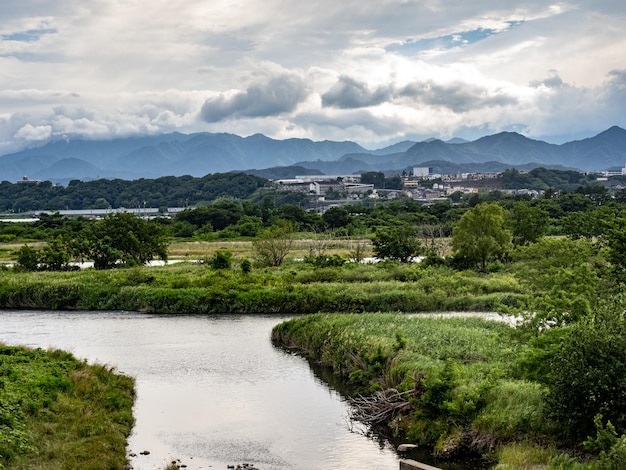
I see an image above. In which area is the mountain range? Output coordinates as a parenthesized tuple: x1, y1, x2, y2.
(1, 126, 625, 184)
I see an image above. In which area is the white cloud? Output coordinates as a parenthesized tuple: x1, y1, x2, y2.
(14, 123, 51, 141)
(0, 0, 624, 154)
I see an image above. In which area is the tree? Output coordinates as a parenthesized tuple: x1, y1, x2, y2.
(322, 206, 351, 229)
(39, 236, 72, 271)
(561, 206, 616, 241)
(451, 202, 512, 270)
(361, 171, 385, 188)
(233, 215, 264, 237)
(78, 213, 168, 269)
(371, 225, 422, 263)
(384, 175, 403, 190)
(15, 245, 40, 271)
(605, 217, 626, 283)
(509, 202, 549, 245)
(210, 250, 232, 270)
(253, 220, 295, 267)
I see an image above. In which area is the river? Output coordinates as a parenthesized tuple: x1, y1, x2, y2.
(0, 310, 481, 470)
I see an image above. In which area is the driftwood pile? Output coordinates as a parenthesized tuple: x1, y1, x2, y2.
(349, 388, 414, 424)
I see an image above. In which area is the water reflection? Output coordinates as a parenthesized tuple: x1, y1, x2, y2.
(0, 311, 490, 470)
(0, 311, 401, 469)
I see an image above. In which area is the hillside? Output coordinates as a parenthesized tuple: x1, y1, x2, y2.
(0, 127, 624, 183)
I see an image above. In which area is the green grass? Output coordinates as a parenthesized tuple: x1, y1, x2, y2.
(0, 344, 135, 470)
(0, 261, 527, 314)
(270, 313, 584, 465)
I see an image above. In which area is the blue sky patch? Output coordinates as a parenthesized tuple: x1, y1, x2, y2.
(387, 21, 523, 55)
(2, 29, 57, 42)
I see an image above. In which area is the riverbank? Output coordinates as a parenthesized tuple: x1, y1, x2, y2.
(271, 313, 602, 469)
(0, 261, 525, 313)
(0, 343, 135, 469)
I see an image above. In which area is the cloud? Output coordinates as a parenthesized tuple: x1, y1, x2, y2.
(320, 72, 518, 114)
(398, 79, 519, 113)
(530, 71, 564, 89)
(321, 76, 391, 109)
(14, 123, 51, 141)
(200, 73, 308, 123)
(0, 0, 625, 153)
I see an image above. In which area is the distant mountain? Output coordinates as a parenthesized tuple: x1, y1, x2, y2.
(0, 126, 624, 184)
(0, 133, 366, 184)
(296, 127, 626, 174)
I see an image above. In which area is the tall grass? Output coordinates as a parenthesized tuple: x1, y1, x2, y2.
(271, 313, 550, 460)
(0, 262, 527, 314)
(0, 344, 135, 469)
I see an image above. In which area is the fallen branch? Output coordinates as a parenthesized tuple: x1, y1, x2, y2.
(349, 388, 414, 425)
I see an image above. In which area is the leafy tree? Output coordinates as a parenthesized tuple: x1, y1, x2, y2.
(509, 202, 549, 245)
(561, 207, 616, 240)
(78, 213, 168, 269)
(39, 237, 72, 271)
(384, 175, 403, 190)
(274, 204, 314, 229)
(204, 198, 244, 230)
(451, 202, 512, 270)
(253, 220, 295, 267)
(361, 171, 385, 188)
(322, 206, 351, 229)
(15, 245, 40, 271)
(575, 184, 610, 206)
(175, 207, 214, 228)
(169, 220, 196, 238)
(240, 258, 252, 274)
(233, 215, 264, 237)
(91, 198, 111, 209)
(371, 225, 422, 263)
(605, 217, 626, 283)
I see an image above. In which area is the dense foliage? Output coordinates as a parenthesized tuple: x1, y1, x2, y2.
(501, 167, 601, 192)
(12, 213, 169, 270)
(0, 172, 268, 212)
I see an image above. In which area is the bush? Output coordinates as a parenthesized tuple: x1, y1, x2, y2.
(530, 297, 626, 441)
(210, 250, 232, 270)
(240, 258, 252, 274)
(15, 245, 40, 271)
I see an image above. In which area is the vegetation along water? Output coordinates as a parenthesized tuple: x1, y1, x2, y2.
(3, 170, 626, 468)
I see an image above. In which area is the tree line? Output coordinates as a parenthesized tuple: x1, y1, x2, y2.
(1, 167, 624, 213)
(0, 172, 269, 212)
(4, 177, 626, 272)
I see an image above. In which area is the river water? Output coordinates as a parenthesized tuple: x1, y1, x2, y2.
(0, 311, 480, 470)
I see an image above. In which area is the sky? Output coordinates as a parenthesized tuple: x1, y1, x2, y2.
(0, 0, 625, 156)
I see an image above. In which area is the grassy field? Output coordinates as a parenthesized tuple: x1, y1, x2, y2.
(168, 238, 374, 260)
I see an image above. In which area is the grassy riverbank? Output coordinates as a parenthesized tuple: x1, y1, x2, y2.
(0, 261, 526, 313)
(271, 313, 613, 469)
(0, 344, 134, 470)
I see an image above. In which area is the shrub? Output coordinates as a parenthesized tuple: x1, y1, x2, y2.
(210, 250, 232, 270)
(15, 245, 40, 271)
(240, 258, 252, 274)
(530, 297, 626, 441)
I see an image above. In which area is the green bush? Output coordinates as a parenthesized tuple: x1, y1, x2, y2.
(527, 297, 626, 441)
(210, 250, 232, 270)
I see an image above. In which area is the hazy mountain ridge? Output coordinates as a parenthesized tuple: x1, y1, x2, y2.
(0, 127, 624, 184)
